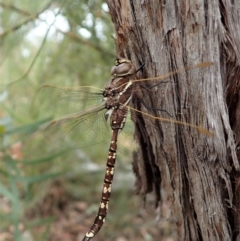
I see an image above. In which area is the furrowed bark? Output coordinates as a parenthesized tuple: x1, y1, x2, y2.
(107, 1, 240, 240)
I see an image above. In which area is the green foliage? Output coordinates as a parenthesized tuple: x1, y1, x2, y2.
(0, 1, 123, 240)
(0, 153, 66, 241)
(0, 0, 115, 153)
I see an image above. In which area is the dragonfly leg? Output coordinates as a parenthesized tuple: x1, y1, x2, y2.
(135, 62, 145, 73)
(139, 98, 173, 117)
(139, 79, 171, 90)
(133, 81, 173, 117)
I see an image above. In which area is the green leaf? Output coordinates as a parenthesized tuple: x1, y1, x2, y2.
(0, 125, 6, 135)
(5, 117, 52, 135)
(21, 171, 64, 185)
(19, 149, 70, 165)
(0, 183, 15, 202)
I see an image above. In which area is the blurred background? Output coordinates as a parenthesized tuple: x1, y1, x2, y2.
(0, 1, 174, 240)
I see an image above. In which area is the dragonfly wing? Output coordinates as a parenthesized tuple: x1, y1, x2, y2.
(128, 105, 212, 136)
(40, 102, 111, 149)
(131, 62, 213, 84)
(128, 62, 213, 136)
(31, 85, 104, 119)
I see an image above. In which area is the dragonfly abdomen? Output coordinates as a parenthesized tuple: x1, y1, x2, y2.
(82, 129, 119, 240)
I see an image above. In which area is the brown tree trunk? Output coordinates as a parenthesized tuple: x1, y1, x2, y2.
(107, 1, 240, 241)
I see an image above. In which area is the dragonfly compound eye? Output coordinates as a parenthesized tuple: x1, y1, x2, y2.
(110, 61, 136, 77)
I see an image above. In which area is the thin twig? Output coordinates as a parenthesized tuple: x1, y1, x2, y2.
(0, 2, 32, 16)
(7, 7, 62, 86)
(56, 28, 116, 58)
(0, 2, 52, 39)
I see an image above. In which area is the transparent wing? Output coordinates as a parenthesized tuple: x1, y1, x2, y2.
(131, 62, 213, 84)
(129, 61, 213, 136)
(31, 85, 104, 119)
(36, 103, 111, 149)
(30, 85, 112, 149)
(127, 105, 212, 136)
(29, 62, 213, 153)
(117, 102, 212, 166)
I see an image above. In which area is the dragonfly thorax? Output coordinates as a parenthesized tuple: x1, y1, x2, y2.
(103, 59, 136, 110)
(102, 58, 136, 130)
(103, 78, 133, 110)
(103, 89, 130, 110)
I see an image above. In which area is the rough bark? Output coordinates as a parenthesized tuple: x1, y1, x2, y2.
(107, 1, 240, 241)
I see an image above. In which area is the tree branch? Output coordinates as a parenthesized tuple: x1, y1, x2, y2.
(0, 2, 32, 16)
(0, 2, 52, 39)
(56, 28, 116, 58)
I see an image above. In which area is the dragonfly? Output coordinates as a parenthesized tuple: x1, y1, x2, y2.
(34, 58, 213, 240)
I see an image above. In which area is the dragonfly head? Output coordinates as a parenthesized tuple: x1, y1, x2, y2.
(110, 58, 136, 77)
